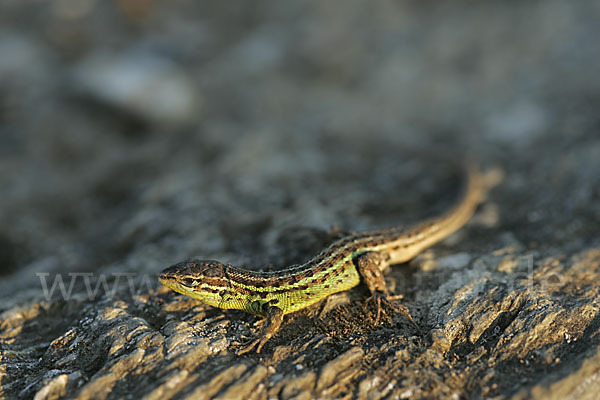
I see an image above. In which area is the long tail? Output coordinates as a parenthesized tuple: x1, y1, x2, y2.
(383, 163, 484, 265)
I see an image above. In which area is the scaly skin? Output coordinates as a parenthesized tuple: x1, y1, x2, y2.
(159, 165, 484, 353)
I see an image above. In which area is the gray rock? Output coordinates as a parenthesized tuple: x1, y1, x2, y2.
(71, 52, 200, 125)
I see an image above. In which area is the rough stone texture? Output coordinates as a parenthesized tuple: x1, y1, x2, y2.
(1, 1, 599, 399)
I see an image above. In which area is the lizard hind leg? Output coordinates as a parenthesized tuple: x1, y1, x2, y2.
(356, 252, 417, 327)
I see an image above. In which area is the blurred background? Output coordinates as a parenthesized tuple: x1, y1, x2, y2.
(2, 2, 600, 398)
(1, 0, 599, 300)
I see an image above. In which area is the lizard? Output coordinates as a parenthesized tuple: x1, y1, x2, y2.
(159, 163, 484, 354)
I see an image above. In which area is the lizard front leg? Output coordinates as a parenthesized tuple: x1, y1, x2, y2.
(237, 303, 284, 354)
(355, 252, 417, 326)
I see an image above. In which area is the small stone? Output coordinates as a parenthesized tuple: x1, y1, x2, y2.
(71, 51, 200, 125)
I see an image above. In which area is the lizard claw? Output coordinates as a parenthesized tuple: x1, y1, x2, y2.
(363, 293, 383, 324)
(236, 338, 261, 355)
(384, 297, 418, 328)
(364, 292, 418, 328)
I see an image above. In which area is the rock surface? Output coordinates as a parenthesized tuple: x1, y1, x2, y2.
(1, 1, 599, 399)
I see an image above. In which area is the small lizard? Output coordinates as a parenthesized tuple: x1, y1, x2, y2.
(159, 164, 484, 354)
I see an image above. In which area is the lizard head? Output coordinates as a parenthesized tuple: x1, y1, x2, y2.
(158, 259, 228, 301)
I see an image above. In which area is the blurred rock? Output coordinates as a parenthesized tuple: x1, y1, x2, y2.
(71, 52, 200, 125)
(0, 34, 46, 81)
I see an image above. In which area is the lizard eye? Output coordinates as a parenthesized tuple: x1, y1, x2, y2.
(182, 278, 197, 287)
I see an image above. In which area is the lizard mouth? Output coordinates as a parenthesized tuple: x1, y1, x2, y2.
(158, 276, 186, 296)
(158, 272, 180, 290)
(158, 273, 173, 286)
(158, 272, 169, 282)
